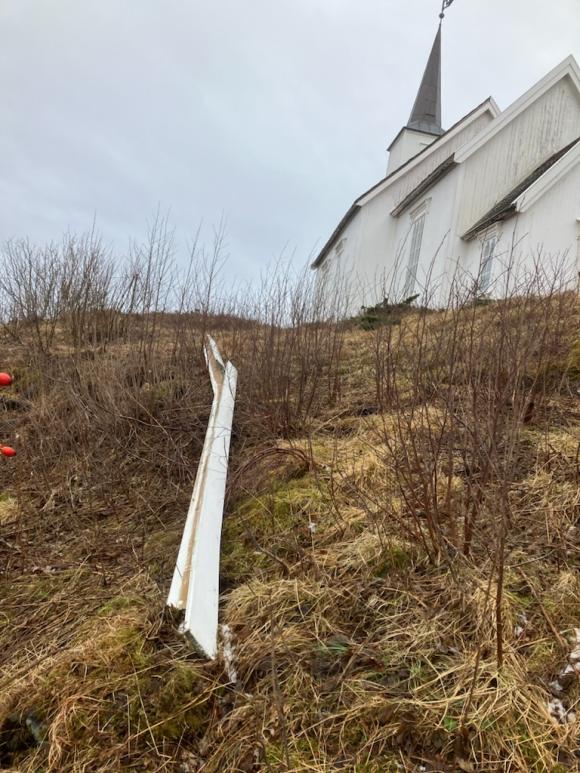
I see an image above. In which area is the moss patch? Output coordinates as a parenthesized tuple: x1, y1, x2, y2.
(221, 475, 329, 583)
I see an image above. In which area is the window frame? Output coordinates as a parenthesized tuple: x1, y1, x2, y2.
(477, 226, 499, 294)
(402, 200, 429, 298)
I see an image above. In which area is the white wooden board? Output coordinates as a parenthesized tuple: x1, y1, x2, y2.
(167, 337, 237, 659)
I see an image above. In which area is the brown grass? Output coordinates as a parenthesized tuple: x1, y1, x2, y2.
(0, 242, 579, 771)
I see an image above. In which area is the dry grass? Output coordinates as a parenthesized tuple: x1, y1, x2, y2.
(0, 280, 579, 771)
(211, 433, 579, 771)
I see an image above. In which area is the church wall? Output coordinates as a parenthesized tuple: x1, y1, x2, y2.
(388, 111, 494, 211)
(518, 160, 580, 273)
(461, 159, 580, 295)
(354, 193, 399, 306)
(457, 77, 580, 237)
(319, 148, 579, 313)
(390, 166, 459, 302)
(333, 113, 496, 310)
(350, 122, 494, 306)
(315, 208, 365, 315)
(387, 129, 439, 175)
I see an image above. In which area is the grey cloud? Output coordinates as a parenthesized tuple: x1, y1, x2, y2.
(0, 0, 578, 280)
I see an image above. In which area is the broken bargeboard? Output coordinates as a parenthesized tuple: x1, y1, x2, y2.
(167, 336, 237, 659)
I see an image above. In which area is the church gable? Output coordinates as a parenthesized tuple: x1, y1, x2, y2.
(456, 58, 580, 237)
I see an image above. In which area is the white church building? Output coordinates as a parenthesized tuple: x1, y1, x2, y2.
(312, 21, 580, 310)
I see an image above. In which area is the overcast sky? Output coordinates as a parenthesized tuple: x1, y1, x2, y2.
(0, 0, 578, 280)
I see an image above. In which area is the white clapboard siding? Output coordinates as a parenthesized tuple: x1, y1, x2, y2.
(167, 337, 237, 659)
(315, 57, 580, 312)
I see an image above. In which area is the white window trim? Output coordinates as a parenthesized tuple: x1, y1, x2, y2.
(478, 223, 501, 242)
(402, 200, 429, 298)
(409, 197, 431, 223)
(477, 225, 500, 294)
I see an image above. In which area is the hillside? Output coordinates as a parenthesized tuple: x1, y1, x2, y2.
(0, 286, 579, 771)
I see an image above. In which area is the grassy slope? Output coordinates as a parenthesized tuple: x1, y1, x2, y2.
(0, 303, 579, 772)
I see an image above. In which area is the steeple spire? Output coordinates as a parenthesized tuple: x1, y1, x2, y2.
(386, 3, 455, 174)
(407, 23, 444, 136)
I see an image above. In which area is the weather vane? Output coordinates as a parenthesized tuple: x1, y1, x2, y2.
(439, 0, 455, 20)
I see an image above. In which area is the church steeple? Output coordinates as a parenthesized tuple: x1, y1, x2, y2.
(386, 16, 449, 175)
(407, 24, 444, 136)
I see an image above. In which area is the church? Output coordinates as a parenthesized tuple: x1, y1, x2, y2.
(312, 15, 580, 310)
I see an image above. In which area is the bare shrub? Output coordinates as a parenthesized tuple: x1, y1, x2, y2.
(1, 223, 578, 770)
(0, 239, 63, 353)
(238, 279, 347, 437)
(348, 257, 578, 666)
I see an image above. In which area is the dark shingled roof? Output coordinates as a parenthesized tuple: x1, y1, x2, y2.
(391, 154, 457, 217)
(462, 136, 580, 241)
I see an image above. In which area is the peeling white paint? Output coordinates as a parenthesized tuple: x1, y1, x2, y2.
(548, 697, 572, 724)
(167, 336, 237, 659)
(547, 625, 580, 724)
(514, 612, 528, 638)
(221, 624, 238, 683)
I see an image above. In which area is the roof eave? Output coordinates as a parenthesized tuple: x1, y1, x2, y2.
(358, 97, 499, 207)
(515, 136, 580, 212)
(391, 155, 457, 217)
(311, 204, 361, 269)
(461, 135, 580, 241)
(386, 125, 443, 153)
(462, 206, 517, 242)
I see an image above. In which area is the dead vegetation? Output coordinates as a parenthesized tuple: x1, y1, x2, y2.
(0, 232, 579, 771)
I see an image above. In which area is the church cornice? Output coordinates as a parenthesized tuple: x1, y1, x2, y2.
(386, 125, 444, 153)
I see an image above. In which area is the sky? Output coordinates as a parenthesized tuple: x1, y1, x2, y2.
(0, 0, 578, 281)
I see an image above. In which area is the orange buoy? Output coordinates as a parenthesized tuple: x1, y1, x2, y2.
(0, 373, 12, 387)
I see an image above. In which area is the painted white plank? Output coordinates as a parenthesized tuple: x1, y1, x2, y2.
(167, 336, 237, 659)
